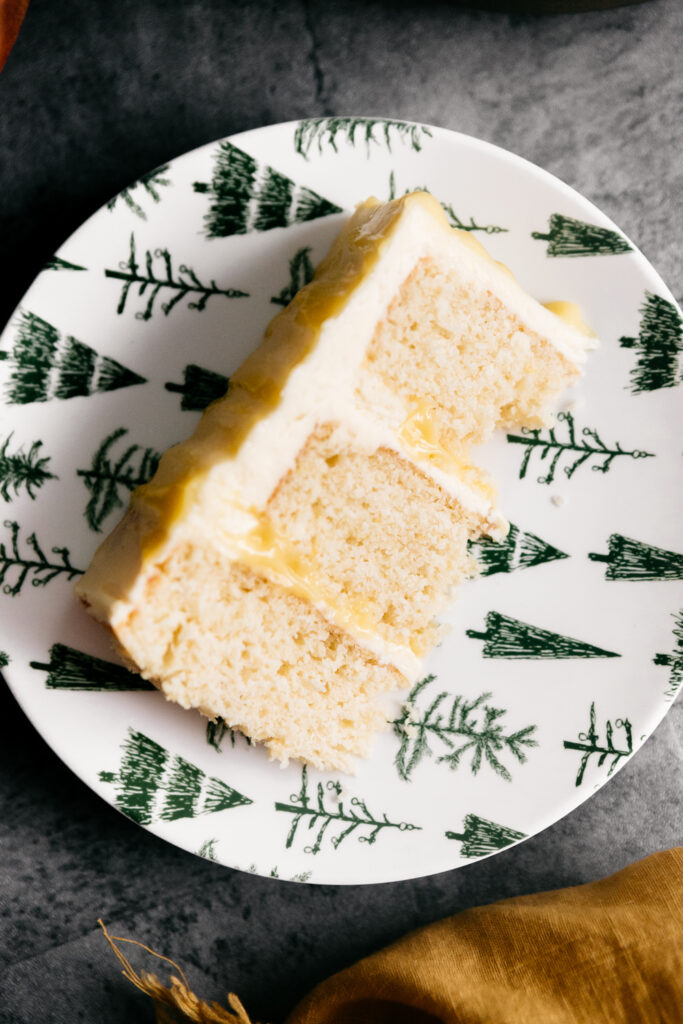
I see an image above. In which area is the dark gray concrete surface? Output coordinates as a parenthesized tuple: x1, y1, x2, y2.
(1, 1, 681, 1021)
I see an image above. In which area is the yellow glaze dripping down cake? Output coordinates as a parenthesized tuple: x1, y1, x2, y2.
(75, 192, 595, 772)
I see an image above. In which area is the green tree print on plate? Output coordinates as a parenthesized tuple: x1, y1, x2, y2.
(0, 311, 146, 405)
(77, 427, 160, 532)
(105, 234, 249, 320)
(107, 164, 172, 220)
(43, 256, 87, 272)
(531, 214, 632, 256)
(507, 411, 654, 484)
(466, 611, 620, 659)
(620, 293, 683, 394)
(165, 364, 230, 412)
(253, 863, 277, 877)
(197, 837, 219, 861)
(295, 118, 433, 159)
(393, 676, 537, 783)
(248, 863, 312, 882)
(469, 523, 568, 577)
(290, 869, 312, 882)
(446, 814, 527, 858)
(193, 141, 343, 237)
(387, 173, 507, 235)
(271, 247, 315, 306)
(206, 718, 252, 752)
(30, 643, 154, 691)
(589, 534, 683, 582)
(563, 702, 633, 786)
(0, 434, 56, 501)
(441, 199, 507, 235)
(0, 650, 9, 668)
(654, 610, 683, 700)
(0, 520, 83, 596)
(99, 728, 252, 825)
(276, 765, 420, 855)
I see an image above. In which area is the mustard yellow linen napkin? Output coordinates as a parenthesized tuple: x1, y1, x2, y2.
(104, 847, 683, 1024)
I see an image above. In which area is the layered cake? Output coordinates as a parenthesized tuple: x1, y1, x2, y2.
(76, 192, 594, 771)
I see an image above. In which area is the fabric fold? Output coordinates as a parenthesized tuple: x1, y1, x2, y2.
(286, 848, 683, 1024)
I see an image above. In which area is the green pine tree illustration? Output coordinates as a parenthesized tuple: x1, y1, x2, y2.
(271, 247, 315, 306)
(620, 292, 683, 393)
(162, 755, 205, 820)
(99, 728, 252, 825)
(164, 364, 230, 411)
(563, 702, 633, 786)
(507, 411, 654, 484)
(469, 523, 568, 577)
(0, 311, 146, 405)
(77, 427, 160, 532)
(43, 255, 87, 272)
(105, 233, 249, 320)
(654, 610, 683, 700)
(393, 675, 537, 782)
(275, 765, 420, 854)
(193, 141, 342, 237)
(249, 863, 281, 877)
(30, 643, 154, 690)
(290, 869, 313, 882)
(440, 199, 508, 235)
(0, 650, 9, 668)
(446, 813, 526, 857)
(99, 730, 167, 824)
(531, 214, 631, 256)
(294, 118, 433, 159)
(247, 863, 312, 882)
(107, 164, 172, 220)
(197, 837, 218, 861)
(0, 520, 83, 597)
(467, 611, 620, 659)
(0, 434, 56, 501)
(589, 534, 683, 582)
(206, 718, 251, 752)
(387, 175, 507, 235)
(206, 718, 227, 751)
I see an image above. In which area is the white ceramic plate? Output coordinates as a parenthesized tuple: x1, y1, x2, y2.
(2, 119, 681, 884)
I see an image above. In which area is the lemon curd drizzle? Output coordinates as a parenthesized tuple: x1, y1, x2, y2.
(221, 513, 423, 663)
(543, 300, 596, 337)
(398, 399, 497, 502)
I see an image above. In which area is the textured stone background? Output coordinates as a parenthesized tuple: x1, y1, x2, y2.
(0, 1, 681, 1021)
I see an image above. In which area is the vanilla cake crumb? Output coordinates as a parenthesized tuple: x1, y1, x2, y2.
(76, 192, 594, 772)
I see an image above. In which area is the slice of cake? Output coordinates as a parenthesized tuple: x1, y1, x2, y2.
(76, 192, 594, 772)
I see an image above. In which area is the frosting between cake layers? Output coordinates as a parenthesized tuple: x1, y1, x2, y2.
(79, 192, 595, 680)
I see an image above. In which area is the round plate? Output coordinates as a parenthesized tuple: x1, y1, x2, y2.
(1, 119, 681, 884)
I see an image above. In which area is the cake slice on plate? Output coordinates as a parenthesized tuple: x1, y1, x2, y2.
(76, 192, 594, 772)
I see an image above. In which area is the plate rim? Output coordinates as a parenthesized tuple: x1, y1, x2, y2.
(1, 116, 680, 885)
